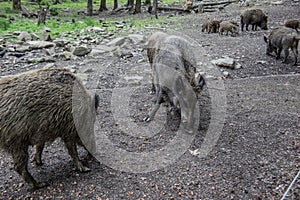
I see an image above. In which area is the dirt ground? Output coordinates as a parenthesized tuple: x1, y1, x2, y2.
(0, 1, 299, 199)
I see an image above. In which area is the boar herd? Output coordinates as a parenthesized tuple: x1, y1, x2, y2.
(202, 8, 299, 65)
(0, 7, 299, 191)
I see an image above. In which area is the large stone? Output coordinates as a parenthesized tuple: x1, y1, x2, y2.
(42, 27, 52, 41)
(211, 56, 240, 69)
(72, 46, 92, 56)
(90, 45, 117, 56)
(18, 32, 32, 41)
(127, 34, 145, 44)
(58, 52, 74, 60)
(27, 41, 56, 49)
(107, 37, 126, 46)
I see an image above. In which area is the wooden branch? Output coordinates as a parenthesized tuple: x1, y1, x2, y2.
(195, 0, 236, 6)
(157, 7, 192, 13)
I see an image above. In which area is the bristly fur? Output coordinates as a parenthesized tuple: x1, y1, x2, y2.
(0, 68, 98, 190)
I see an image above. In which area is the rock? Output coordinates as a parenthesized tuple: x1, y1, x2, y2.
(31, 33, 39, 40)
(17, 32, 32, 42)
(42, 28, 52, 41)
(53, 39, 69, 47)
(43, 63, 56, 68)
(27, 41, 56, 50)
(127, 34, 145, 44)
(223, 71, 230, 78)
(86, 26, 106, 33)
(256, 60, 268, 65)
(271, 1, 284, 5)
(90, 45, 117, 56)
(15, 45, 31, 52)
(211, 56, 237, 69)
(72, 46, 92, 56)
(27, 57, 55, 63)
(107, 37, 126, 46)
(84, 68, 94, 73)
(58, 52, 74, 60)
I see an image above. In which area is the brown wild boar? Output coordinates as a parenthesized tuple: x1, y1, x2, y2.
(240, 8, 268, 31)
(284, 19, 300, 32)
(208, 20, 221, 33)
(0, 68, 99, 190)
(144, 32, 205, 133)
(202, 19, 220, 33)
(264, 27, 300, 65)
(219, 21, 239, 36)
(201, 19, 210, 32)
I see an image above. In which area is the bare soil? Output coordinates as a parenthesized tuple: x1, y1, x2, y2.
(0, 1, 299, 199)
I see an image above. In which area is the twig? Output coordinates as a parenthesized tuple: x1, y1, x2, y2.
(281, 170, 300, 200)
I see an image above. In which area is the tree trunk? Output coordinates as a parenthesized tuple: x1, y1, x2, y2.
(127, 0, 134, 12)
(37, 5, 49, 26)
(113, 0, 118, 10)
(99, 0, 108, 11)
(87, 0, 93, 16)
(152, 0, 158, 18)
(135, 0, 141, 13)
(12, 0, 22, 10)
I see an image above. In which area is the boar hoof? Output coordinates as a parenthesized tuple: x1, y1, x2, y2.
(78, 166, 91, 173)
(28, 182, 48, 192)
(32, 158, 43, 166)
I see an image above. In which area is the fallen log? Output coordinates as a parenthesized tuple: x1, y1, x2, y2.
(157, 7, 192, 13)
(195, 0, 236, 6)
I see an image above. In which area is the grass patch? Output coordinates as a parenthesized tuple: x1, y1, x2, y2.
(0, 0, 180, 39)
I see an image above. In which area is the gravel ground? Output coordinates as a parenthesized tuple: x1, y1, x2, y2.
(0, 1, 299, 199)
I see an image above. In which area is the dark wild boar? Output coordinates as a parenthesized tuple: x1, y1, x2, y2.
(144, 32, 205, 133)
(208, 20, 221, 33)
(240, 8, 268, 31)
(284, 19, 300, 32)
(219, 21, 239, 36)
(0, 68, 99, 190)
(264, 27, 300, 65)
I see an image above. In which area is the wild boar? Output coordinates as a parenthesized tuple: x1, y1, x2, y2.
(263, 27, 300, 65)
(284, 19, 300, 32)
(201, 19, 210, 32)
(208, 20, 221, 33)
(219, 21, 239, 36)
(202, 19, 220, 33)
(240, 8, 268, 31)
(144, 32, 205, 133)
(0, 68, 99, 190)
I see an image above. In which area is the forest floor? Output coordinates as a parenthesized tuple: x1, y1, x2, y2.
(0, 1, 299, 199)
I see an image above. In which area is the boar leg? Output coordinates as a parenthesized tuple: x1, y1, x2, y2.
(64, 140, 90, 172)
(291, 46, 298, 65)
(33, 143, 45, 166)
(276, 48, 282, 60)
(12, 148, 48, 190)
(282, 48, 289, 63)
(246, 24, 249, 31)
(144, 87, 163, 122)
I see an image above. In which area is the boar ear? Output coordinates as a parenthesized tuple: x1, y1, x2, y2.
(263, 35, 268, 43)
